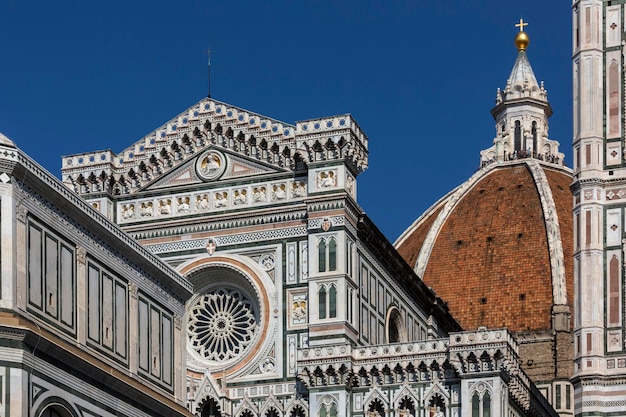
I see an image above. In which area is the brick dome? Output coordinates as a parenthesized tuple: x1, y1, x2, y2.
(395, 159, 573, 333)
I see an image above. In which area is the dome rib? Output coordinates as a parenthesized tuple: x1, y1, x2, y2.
(525, 159, 567, 306)
(396, 159, 573, 332)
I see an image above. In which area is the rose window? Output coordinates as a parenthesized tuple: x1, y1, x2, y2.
(188, 288, 258, 361)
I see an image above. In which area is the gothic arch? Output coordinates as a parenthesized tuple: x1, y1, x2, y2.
(423, 380, 449, 416)
(469, 381, 493, 417)
(286, 400, 308, 417)
(427, 393, 446, 417)
(393, 384, 419, 417)
(366, 397, 386, 416)
(317, 394, 338, 417)
(364, 387, 388, 415)
(260, 396, 283, 417)
(234, 396, 258, 417)
(198, 396, 222, 417)
(468, 380, 493, 396)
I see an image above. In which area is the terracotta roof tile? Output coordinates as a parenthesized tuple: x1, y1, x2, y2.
(397, 164, 573, 333)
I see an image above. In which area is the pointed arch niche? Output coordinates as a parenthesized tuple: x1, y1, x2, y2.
(385, 306, 407, 343)
(608, 59, 620, 138)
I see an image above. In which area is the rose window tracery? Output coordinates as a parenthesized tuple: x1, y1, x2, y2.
(188, 288, 258, 361)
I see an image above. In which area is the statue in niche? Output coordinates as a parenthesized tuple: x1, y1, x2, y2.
(291, 181, 306, 198)
(177, 197, 191, 213)
(196, 194, 210, 211)
(140, 201, 153, 217)
(214, 191, 228, 208)
(273, 184, 286, 200)
(159, 198, 172, 215)
(433, 407, 444, 417)
(318, 171, 336, 188)
(346, 175, 354, 194)
(234, 189, 247, 205)
(252, 186, 267, 203)
(200, 153, 221, 177)
(292, 300, 307, 320)
(121, 203, 135, 220)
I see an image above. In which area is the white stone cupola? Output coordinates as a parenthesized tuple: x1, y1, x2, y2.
(480, 21, 563, 165)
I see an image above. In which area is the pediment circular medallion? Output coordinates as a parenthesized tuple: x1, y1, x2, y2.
(196, 150, 226, 181)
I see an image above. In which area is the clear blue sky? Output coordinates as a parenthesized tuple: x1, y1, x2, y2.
(0, 1, 571, 241)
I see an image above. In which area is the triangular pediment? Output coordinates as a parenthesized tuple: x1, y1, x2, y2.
(62, 97, 369, 198)
(141, 147, 291, 192)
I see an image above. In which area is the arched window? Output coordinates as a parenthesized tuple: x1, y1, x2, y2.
(471, 390, 491, 417)
(514, 120, 522, 152)
(387, 308, 404, 343)
(318, 237, 337, 273)
(347, 287, 354, 324)
(472, 393, 480, 417)
(319, 286, 327, 319)
(484, 392, 491, 417)
(318, 239, 327, 272)
(531, 121, 537, 155)
(318, 284, 337, 320)
(328, 239, 337, 271)
(319, 399, 338, 417)
(329, 285, 337, 318)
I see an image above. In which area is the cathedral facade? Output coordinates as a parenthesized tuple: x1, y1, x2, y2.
(1, 4, 624, 417)
(57, 45, 554, 416)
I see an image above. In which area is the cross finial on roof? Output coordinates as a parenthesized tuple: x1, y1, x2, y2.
(204, 48, 213, 98)
(515, 18, 528, 32)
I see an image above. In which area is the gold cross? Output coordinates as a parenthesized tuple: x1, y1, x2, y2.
(515, 18, 528, 32)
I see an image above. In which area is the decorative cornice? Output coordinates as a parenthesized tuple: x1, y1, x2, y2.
(296, 328, 556, 415)
(62, 98, 369, 198)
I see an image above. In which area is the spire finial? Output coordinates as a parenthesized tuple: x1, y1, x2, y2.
(514, 18, 530, 51)
(515, 18, 528, 32)
(205, 48, 213, 98)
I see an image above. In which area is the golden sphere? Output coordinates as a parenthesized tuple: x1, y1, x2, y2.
(514, 31, 530, 50)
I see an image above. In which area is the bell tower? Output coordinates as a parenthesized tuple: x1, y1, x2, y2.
(571, 1, 626, 416)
